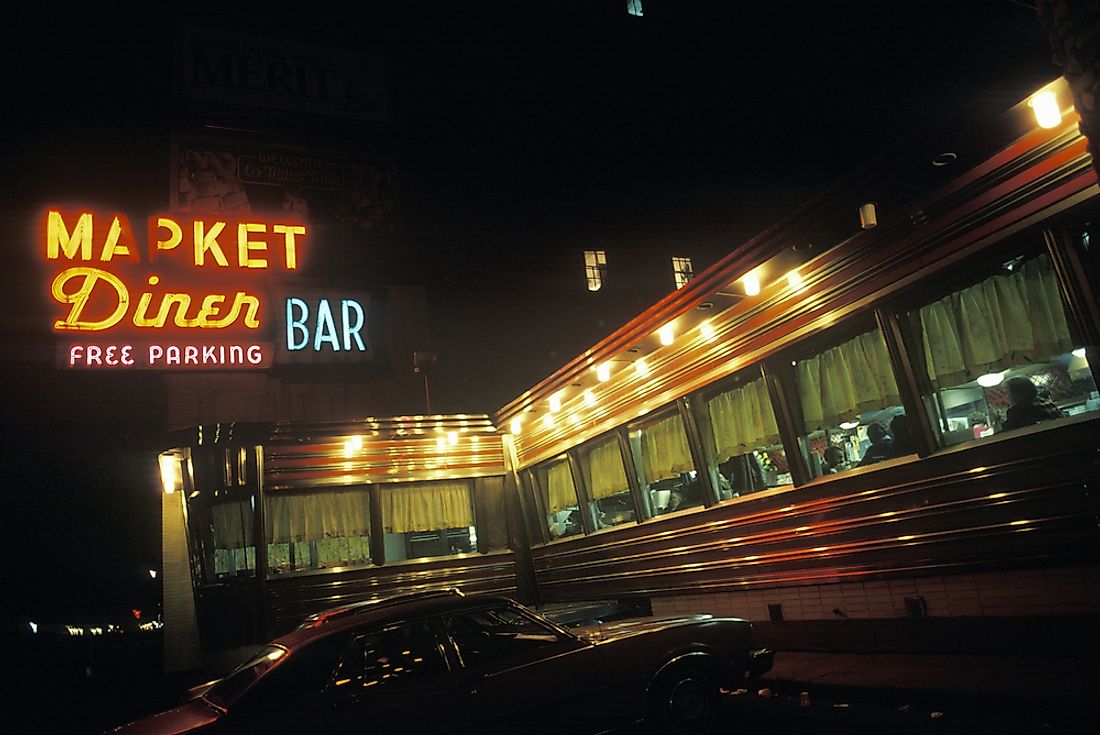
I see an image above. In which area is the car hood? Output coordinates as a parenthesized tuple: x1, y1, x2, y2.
(575, 614, 718, 643)
(107, 699, 222, 735)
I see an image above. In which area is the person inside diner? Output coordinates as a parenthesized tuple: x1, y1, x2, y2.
(1001, 376, 1064, 431)
(858, 422, 894, 466)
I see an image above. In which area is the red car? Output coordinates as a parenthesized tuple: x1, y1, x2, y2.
(110, 590, 772, 734)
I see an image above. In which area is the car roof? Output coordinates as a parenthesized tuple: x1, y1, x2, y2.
(274, 589, 521, 649)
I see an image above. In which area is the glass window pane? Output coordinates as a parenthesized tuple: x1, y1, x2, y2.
(579, 438, 636, 530)
(794, 325, 910, 478)
(536, 458, 582, 539)
(629, 411, 703, 517)
(333, 622, 447, 690)
(444, 608, 563, 667)
(907, 250, 1098, 445)
(706, 374, 792, 497)
(265, 488, 371, 575)
(381, 481, 476, 561)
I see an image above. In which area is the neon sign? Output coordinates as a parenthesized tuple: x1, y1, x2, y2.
(42, 209, 309, 369)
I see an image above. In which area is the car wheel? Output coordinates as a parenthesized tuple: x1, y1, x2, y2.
(647, 666, 719, 734)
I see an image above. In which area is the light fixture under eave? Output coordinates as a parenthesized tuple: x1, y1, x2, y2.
(699, 321, 716, 342)
(634, 358, 650, 377)
(1029, 89, 1062, 129)
(977, 371, 1005, 388)
(158, 454, 182, 495)
(549, 392, 562, 413)
(582, 389, 596, 406)
(658, 323, 675, 346)
(509, 418, 522, 435)
(596, 362, 612, 382)
(447, 431, 459, 446)
(742, 273, 761, 296)
(786, 270, 803, 289)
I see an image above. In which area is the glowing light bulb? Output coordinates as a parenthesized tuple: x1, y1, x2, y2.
(658, 324, 675, 346)
(549, 392, 562, 413)
(1029, 90, 1062, 129)
(509, 418, 522, 434)
(742, 274, 761, 296)
(596, 363, 611, 382)
(977, 372, 1005, 388)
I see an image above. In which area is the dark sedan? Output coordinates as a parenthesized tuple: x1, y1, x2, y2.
(110, 589, 772, 734)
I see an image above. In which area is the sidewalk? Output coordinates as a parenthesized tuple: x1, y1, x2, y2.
(758, 651, 1099, 717)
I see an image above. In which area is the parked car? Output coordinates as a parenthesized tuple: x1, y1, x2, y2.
(109, 589, 772, 734)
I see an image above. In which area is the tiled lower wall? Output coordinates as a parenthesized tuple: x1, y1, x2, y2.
(648, 564, 1100, 622)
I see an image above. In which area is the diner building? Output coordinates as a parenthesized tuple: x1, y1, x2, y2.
(157, 78, 1100, 672)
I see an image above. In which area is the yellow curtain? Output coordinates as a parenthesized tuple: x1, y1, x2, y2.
(707, 377, 780, 462)
(798, 329, 901, 432)
(920, 254, 1073, 388)
(211, 500, 253, 549)
(545, 460, 578, 513)
(640, 413, 694, 482)
(264, 487, 371, 544)
(381, 481, 473, 534)
(585, 439, 629, 500)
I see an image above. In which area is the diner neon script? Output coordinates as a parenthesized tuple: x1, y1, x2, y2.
(44, 210, 306, 332)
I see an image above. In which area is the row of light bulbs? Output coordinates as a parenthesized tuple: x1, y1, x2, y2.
(509, 266, 812, 437)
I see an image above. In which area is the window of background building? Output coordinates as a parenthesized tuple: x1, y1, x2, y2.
(792, 321, 909, 478)
(380, 480, 477, 561)
(628, 409, 704, 517)
(672, 257, 694, 289)
(535, 457, 582, 540)
(584, 250, 607, 292)
(577, 436, 636, 530)
(701, 370, 792, 499)
(905, 246, 1098, 447)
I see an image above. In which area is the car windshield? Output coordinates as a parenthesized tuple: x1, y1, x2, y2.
(204, 645, 287, 709)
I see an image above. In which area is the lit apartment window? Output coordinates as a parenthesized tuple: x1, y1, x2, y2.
(626, 0, 643, 17)
(585, 250, 608, 292)
(672, 257, 694, 289)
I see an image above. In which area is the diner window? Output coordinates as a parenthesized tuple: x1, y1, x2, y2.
(381, 481, 476, 561)
(264, 488, 371, 575)
(704, 372, 792, 499)
(628, 410, 704, 517)
(210, 496, 256, 577)
(536, 458, 583, 540)
(578, 437, 636, 530)
(793, 324, 910, 478)
(906, 249, 1098, 446)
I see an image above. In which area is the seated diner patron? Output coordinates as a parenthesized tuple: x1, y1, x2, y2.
(1001, 377, 1063, 432)
(858, 422, 894, 466)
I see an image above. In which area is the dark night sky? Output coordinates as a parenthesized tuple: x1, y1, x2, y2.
(1, 1, 1060, 622)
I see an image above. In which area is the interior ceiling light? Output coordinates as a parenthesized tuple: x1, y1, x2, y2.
(977, 371, 1005, 388)
(1029, 90, 1062, 129)
(839, 420, 860, 430)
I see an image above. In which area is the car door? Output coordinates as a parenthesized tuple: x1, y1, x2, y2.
(441, 605, 615, 735)
(324, 618, 474, 733)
